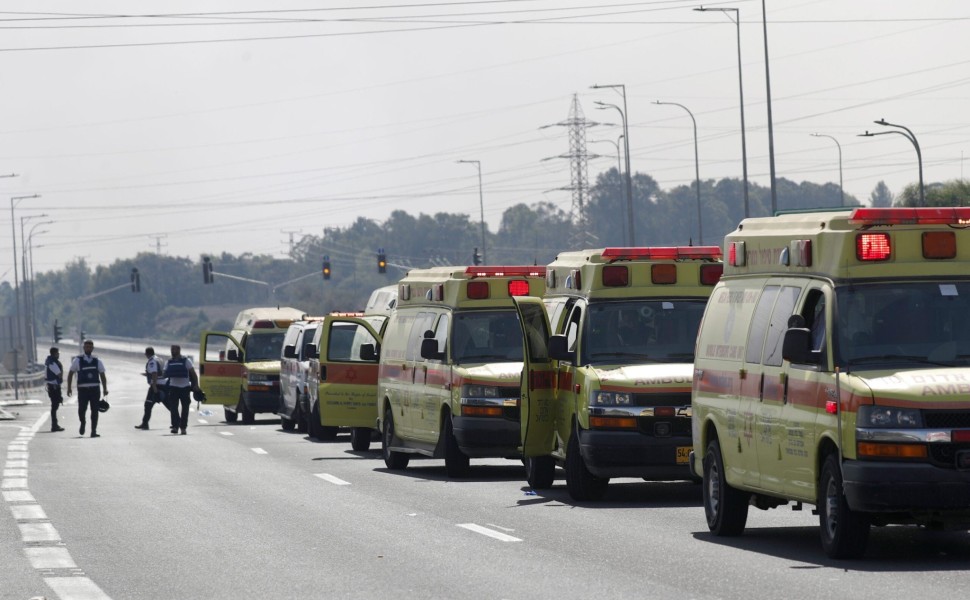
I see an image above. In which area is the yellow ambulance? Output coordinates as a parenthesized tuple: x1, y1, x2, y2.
(199, 306, 305, 424)
(377, 266, 545, 477)
(515, 246, 723, 500)
(304, 285, 398, 447)
(692, 207, 970, 558)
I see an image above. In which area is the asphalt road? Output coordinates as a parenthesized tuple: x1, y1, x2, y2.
(2, 353, 970, 600)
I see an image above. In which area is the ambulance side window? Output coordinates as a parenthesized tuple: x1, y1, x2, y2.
(762, 286, 801, 367)
(406, 312, 436, 362)
(564, 304, 583, 352)
(746, 286, 780, 364)
(801, 289, 827, 356)
(432, 314, 449, 362)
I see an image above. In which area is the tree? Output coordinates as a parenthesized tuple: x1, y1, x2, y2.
(869, 181, 894, 207)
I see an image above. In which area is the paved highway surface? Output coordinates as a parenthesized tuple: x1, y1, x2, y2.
(2, 352, 969, 600)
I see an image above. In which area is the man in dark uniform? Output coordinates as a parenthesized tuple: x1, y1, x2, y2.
(66, 339, 108, 438)
(44, 347, 65, 432)
(135, 347, 166, 430)
(164, 344, 199, 435)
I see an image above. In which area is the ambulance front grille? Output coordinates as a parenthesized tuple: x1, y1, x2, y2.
(923, 411, 970, 429)
(630, 392, 692, 408)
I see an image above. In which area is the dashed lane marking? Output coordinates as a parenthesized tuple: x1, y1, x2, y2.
(457, 523, 522, 542)
(251, 448, 268, 455)
(314, 473, 351, 486)
(45, 576, 111, 600)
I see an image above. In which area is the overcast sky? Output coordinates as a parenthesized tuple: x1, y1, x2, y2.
(0, 0, 966, 283)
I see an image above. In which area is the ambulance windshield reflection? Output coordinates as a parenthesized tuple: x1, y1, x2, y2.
(452, 311, 524, 363)
(245, 332, 286, 362)
(837, 282, 970, 367)
(585, 300, 707, 365)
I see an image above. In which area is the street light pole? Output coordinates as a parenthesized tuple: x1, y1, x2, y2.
(810, 133, 844, 206)
(20, 213, 48, 364)
(654, 101, 703, 244)
(592, 84, 635, 246)
(457, 159, 487, 265)
(694, 6, 749, 217)
(590, 135, 624, 179)
(25, 221, 51, 363)
(762, 0, 778, 213)
(8, 193, 39, 401)
(859, 121, 925, 206)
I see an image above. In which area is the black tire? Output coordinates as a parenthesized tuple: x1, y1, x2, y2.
(224, 406, 238, 423)
(382, 408, 409, 470)
(703, 437, 749, 536)
(308, 402, 338, 441)
(443, 416, 470, 478)
(525, 455, 556, 489)
(240, 398, 255, 424)
(565, 428, 608, 501)
(295, 395, 308, 433)
(819, 453, 870, 559)
(280, 415, 296, 431)
(350, 427, 372, 451)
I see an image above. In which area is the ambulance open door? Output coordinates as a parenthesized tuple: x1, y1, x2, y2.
(513, 297, 557, 458)
(317, 316, 384, 429)
(198, 331, 245, 407)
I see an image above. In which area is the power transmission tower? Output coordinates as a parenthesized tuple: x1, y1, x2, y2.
(541, 94, 599, 250)
(148, 234, 168, 255)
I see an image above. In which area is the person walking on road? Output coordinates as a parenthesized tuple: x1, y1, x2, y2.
(135, 347, 166, 430)
(44, 347, 65, 432)
(67, 339, 108, 438)
(164, 344, 199, 435)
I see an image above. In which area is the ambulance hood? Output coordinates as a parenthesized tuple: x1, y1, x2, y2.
(460, 361, 524, 384)
(590, 362, 694, 388)
(245, 359, 282, 374)
(852, 366, 970, 404)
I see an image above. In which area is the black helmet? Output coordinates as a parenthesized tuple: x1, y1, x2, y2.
(97, 399, 110, 413)
(192, 389, 207, 403)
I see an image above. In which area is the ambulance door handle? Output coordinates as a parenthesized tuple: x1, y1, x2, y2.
(758, 373, 765, 402)
(319, 365, 327, 382)
(421, 364, 428, 384)
(781, 372, 789, 404)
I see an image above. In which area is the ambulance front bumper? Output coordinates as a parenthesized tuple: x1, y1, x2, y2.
(242, 389, 279, 413)
(842, 460, 970, 512)
(453, 415, 520, 458)
(579, 429, 694, 480)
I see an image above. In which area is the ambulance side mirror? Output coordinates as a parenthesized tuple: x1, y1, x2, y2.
(548, 334, 574, 363)
(420, 338, 444, 361)
(304, 343, 318, 360)
(283, 344, 298, 359)
(227, 349, 239, 362)
(782, 328, 819, 365)
(360, 343, 379, 362)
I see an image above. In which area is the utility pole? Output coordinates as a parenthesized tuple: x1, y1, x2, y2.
(148, 234, 168, 255)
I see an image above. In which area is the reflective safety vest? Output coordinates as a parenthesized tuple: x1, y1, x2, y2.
(145, 356, 163, 385)
(165, 356, 189, 379)
(45, 356, 62, 385)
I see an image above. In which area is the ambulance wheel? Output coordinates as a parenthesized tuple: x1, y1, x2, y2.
(240, 399, 255, 424)
(309, 402, 337, 441)
(280, 415, 296, 431)
(224, 406, 238, 423)
(382, 408, 409, 470)
(443, 416, 470, 478)
(703, 437, 749, 536)
(525, 456, 556, 489)
(819, 453, 870, 559)
(565, 429, 608, 501)
(295, 400, 308, 433)
(350, 427, 372, 451)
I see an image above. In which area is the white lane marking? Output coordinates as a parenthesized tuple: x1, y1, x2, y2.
(457, 523, 523, 542)
(11, 504, 47, 520)
(19, 522, 60, 542)
(3, 468, 28, 477)
(486, 523, 516, 532)
(197, 419, 208, 424)
(8, 451, 27, 459)
(219, 432, 233, 436)
(45, 576, 112, 600)
(5, 460, 28, 468)
(314, 473, 351, 486)
(251, 448, 267, 455)
(1, 478, 28, 489)
(2, 490, 34, 502)
(26, 546, 77, 569)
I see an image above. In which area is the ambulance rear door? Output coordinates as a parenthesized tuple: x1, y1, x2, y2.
(514, 297, 557, 456)
(199, 331, 245, 407)
(318, 316, 385, 429)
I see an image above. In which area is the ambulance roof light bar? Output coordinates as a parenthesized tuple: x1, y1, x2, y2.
(848, 207, 970, 226)
(464, 266, 546, 278)
(602, 246, 722, 261)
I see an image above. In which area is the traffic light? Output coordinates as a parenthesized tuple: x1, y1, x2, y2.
(322, 256, 331, 280)
(53, 319, 62, 343)
(377, 248, 387, 274)
(202, 256, 214, 284)
(130, 268, 141, 292)
(473, 247, 482, 266)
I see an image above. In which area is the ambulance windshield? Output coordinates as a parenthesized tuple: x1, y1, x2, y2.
(245, 332, 286, 361)
(584, 300, 707, 365)
(837, 282, 970, 367)
(452, 310, 523, 363)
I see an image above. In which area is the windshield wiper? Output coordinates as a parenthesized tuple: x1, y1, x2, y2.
(848, 354, 950, 367)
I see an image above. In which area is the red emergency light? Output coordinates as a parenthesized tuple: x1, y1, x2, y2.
(252, 320, 275, 329)
(602, 265, 629, 287)
(467, 281, 489, 299)
(857, 233, 892, 261)
(651, 264, 677, 284)
(849, 207, 970, 226)
(700, 264, 723, 285)
(602, 246, 722, 261)
(507, 280, 531, 296)
(923, 231, 956, 259)
(465, 266, 546, 278)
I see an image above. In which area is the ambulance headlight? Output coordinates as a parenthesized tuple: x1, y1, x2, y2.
(461, 384, 502, 399)
(591, 391, 632, 406)
(857, 405, 922, 428)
